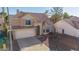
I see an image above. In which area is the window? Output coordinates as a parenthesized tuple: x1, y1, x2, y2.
(46, 29, 49, 32)
(43, 29, 50, 33)
(25, 18, 32, 25)
(25, 20, 31, 25)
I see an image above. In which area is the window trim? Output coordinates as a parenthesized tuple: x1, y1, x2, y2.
(25, 19, 32, 26)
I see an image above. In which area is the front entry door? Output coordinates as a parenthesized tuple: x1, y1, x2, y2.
(36, 25, 40, 35)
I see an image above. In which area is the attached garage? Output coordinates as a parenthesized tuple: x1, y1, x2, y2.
(14, 28, 36, 39)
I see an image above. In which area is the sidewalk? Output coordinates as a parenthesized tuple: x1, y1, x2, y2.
(21, 44, 48, 51)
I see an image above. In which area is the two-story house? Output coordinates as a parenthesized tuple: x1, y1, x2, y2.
(9, 10, 54, 39)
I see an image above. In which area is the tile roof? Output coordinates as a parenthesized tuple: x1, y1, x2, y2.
(64, 16, 79, 29)
(8, 12, 52, 29)
(14, 12, 50, 22)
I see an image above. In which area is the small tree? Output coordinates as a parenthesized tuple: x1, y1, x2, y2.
(63, 12, 69, 18)
(50, 7, 63, 23)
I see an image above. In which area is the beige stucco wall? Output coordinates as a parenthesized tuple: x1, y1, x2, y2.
(22, 14, 38, 26)
(10, 18, 21, 26)
(10, 14, 38, 27)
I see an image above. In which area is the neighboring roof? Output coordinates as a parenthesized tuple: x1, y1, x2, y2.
(64, 16, 79, 29)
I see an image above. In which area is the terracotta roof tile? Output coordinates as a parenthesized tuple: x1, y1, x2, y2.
(15, 12, 50, 21)
(9, 12, 50, 28)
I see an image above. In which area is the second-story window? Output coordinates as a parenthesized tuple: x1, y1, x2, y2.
(25, 18, 32, 25)
(26, 20, 31, 25)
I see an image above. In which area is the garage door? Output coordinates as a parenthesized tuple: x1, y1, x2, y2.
(14, 28, 36, 39)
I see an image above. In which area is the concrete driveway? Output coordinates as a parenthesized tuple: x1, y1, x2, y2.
(16, 37, 49, 51)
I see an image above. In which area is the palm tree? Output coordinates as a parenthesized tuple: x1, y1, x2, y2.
(2, 7, 8, 37)
(0, 7, 8, 50)
(1, 7, 12, 50)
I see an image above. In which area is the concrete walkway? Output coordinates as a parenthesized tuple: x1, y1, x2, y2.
(17, 37, 49, 51)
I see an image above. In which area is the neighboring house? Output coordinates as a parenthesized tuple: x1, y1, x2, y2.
(10, 10, 54, 39)
(54, 16, 79, 37)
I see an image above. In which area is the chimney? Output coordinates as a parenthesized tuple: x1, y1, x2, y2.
(17, 9, 20, 14)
